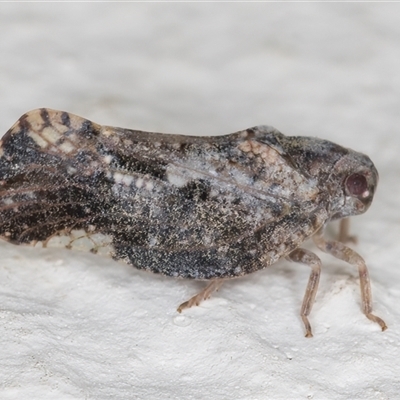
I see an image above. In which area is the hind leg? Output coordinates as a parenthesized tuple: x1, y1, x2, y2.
(177, 279, 224, 313)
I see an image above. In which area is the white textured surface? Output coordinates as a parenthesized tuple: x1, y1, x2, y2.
(1, 4, 400, 399)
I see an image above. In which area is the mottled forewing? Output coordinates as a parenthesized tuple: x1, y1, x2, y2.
(0, 110, 326, 279)
(0, 109, 114, 251)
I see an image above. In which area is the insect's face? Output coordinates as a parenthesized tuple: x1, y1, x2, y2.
(331, 152, 379, 220)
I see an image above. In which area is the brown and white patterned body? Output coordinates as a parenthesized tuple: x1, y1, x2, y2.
(0, 109, 386, 336)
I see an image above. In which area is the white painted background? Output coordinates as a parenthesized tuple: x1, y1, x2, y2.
(0, 3, 399, 399)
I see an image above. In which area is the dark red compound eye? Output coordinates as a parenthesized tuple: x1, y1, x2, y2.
(345, 173, 368, 196)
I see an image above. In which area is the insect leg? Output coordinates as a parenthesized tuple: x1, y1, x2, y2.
(287, 248, 321, 338)
(313, 228, 387, 331)
(337, 218, 357, 244)
(177, 279, 224, 313)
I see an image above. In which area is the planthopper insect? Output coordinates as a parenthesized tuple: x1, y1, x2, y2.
(0, 108, 387, 337)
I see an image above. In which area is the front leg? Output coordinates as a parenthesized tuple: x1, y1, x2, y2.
(313, 227, 387, 331)
(337, 218, 357, 244)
